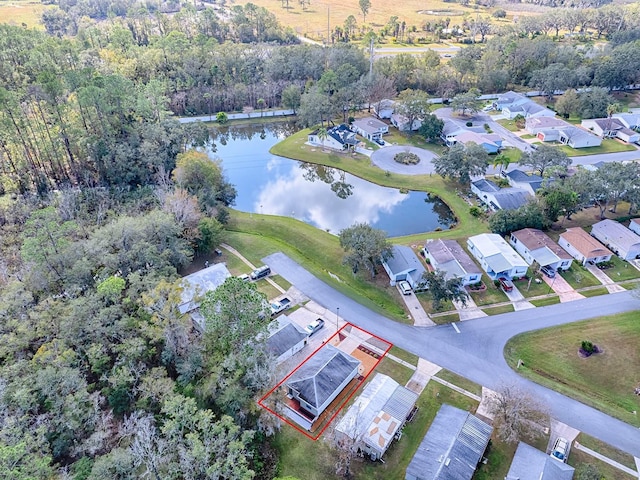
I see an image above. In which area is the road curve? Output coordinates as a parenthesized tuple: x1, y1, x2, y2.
(264, 251, 640, 457)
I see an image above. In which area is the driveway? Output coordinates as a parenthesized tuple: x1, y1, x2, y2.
(502, 282, 535, 311)
(370, 145, 437, 174)
(398, 289, 435, 326)
(541, 274, 585, 302)
(263, 252, 640, 457)
(585, 264, 627, 293)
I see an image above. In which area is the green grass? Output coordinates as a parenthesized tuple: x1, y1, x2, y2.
(579, 286, 609, 297)
(382, 130, 447, 155)
(497, 119, 522, 132)
(482, 304, 515, 315)
(558, 138, 638, 157)
(529, 296, 560, 307)
(498, 147, 522, 164)
(516, 277, 551, 298)
(434, 369, 482, 396)
(416, 291, 455, 315)
(600, 256, 640, 282)
(559, 263, 600, 289)
(504, 311, 640, 427)
(620, 280, 640, 290)
(430, 312, 460, 324)
(374, 357, 415, 386)
(520, 133, 536, 139)
(468, 281, 509, 306)
(0, 1, 51, 29)
(574, 433, 637, 471)
(224, 220, 410, 322)
(270, 129, 488, 243)
(388, 346, 419, 367)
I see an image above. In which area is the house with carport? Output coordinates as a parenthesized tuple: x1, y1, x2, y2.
(351, 117, 389, 141)
(467, 233, 529, 280)
(526, 117, 602, 148)
(509, 228, 573, 271)
(629, 218, 640, 236)
(558, 227, 613, 265)
(285, 344, 360, 430)
(505, 442, 575, 480)
(335, 373, 418, 461)
(423, 239, 483, 286)
(590, 219, 640, 260)
(471, 178, 531, 211)
(581, 118, 640, 144)
(307, 124, 358, 151)
(382, 245, 427, 290)
(266, 315, 308, 363)
(495, 91, 555, 119)
(405, 404, 493, 480)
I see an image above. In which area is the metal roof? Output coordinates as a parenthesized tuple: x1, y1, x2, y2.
(405, 404, 493, 480)
(506, 442, 574, 480)
(425, 239, 482, 281)
(179, 263, 231, 314)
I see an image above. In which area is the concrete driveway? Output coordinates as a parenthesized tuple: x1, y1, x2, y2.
(502, 282, 535, 311)
(541, 274, 585, 302)
(586, 264, 627, 293)
(263, 251, 640, 457)
(398, 288, 435, 326)
(369, 145, 437, 174)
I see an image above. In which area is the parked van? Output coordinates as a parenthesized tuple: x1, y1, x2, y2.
(250, 265, 271, 280)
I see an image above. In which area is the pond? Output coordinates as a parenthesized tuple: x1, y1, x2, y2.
(207, 124, 456, 237)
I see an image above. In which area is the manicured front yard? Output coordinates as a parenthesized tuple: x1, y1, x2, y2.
(467, 277, 509, 306)
(579, 286, 609, 297)
(504, 311, 640, 427)
(515, 276, 551, 298)
(529, 296, 560, 307)
(374, 357, 415, 386)
(497, 119, 521, 132)
(600, 256, 640, 282)
(435, 369, 482, 397)
(558, 138, 638, 156)
(559, 263, 600, 289)
(482, 304, 515, 315)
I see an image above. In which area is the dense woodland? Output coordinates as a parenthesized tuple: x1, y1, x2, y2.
(2, 1, 640, 478)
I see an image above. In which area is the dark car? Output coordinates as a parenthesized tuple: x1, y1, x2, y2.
(540, 265, 556, 278)
(499, 277, 514, 292)
(374, 137, 385, 146)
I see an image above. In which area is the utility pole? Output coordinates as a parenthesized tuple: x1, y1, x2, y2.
(369, 36, 374, 77)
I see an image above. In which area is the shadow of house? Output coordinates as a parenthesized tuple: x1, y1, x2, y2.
(285, 344, 360, 430)
(405, 404, 493, 480)
(382, 245, 427, 290)
(506, 442, 575, 480)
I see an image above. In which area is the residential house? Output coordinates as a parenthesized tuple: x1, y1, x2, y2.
(391, 113, 422, 132)
(612, 112, 640, 131)
(495, 91, 555, 120)
(581, 118, 640, 144)
(591, 219, 640, 260)
(510, 228, 574, 271)
(405, 404, 493, 480)
(441, 118, 503, 153)
(285, 344, 360, 430)
(503, 169, 545, 196)
(629, 218, 640, 236)
(423, 239, 483, 286)
(471, 178, 531, 211)
(558, 227, 613, 265)
(179, 263, 231, 330)
(382, 245, 427, 290)
(373, 99, 395, 119)
(352, 117, 389, 141)
(467, 233, 529, 280)
(525, 117, 602, 148)
(335, 373, 418, 461)
(266, 315, 308, 363)
(307, 124, 358, 151)
(505, 442, 575, 480)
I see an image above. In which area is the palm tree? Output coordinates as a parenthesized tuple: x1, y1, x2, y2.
(317, 127, 328, 151)
(492, 154, 510, 176)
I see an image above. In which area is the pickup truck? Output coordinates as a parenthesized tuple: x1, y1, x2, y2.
(270, 297, 292, 316)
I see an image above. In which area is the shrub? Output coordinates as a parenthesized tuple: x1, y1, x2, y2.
(394, 152, 421, 165)
(581, 340, 597, 354)
(469, 206, 483, 217)
(493, 8, 506, 18)
(466, 121, 473, 127)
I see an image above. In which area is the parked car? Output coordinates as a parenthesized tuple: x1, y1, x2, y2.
(398, 280, 412, 295)
(238, 274, 250, 282)
(374, 137, 385, 146)
(499, 277, 514, 292)
(550, 437, 569, 462)
(540, 265, 556, 278)
(270, 297, 292, 316)
(482, 105, 494, 112)
(305, 318, 325, 336)
(250, 265, 271, 280)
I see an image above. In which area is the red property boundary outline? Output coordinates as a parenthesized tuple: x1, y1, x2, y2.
(257, 322, 393, 441)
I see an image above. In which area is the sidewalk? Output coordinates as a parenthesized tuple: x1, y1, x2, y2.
(541, 274, 585, 303)
(220, 243, 285, 294)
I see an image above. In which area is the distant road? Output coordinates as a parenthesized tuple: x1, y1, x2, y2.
(177, 109, 295, 124)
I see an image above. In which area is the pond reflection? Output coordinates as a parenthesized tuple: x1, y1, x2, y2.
(208, 123, 456, 237)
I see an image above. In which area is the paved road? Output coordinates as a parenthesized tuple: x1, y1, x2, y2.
(264, 252, 640, 457)
(178, 109, 295, 124)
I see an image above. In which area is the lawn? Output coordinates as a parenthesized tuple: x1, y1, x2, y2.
(467, 279, 509, 306)
(416, 291, 455, 315)
(515, 276, 551, 298)
(579, 286, 609, 297)
(388, 346, 419, 367)
(600, 256, 640, 282)
(504, 311, 640, 427)
(574, 433, 637, 471)
(374, 357, 415, 386)
(558, 139, 638, 157)
(558, 263, 600, 289)
(497, 147, 522, 164)
(482, 304, 515, 315)
(382, 130, 447, 155)
(520, 133, 536, 139)
(434, 369, 482, 396)
(529, 296, 560, 307)
(497, 119, 522, 132)
(0, 1, 51, 29)
(430, 312, 460, 324)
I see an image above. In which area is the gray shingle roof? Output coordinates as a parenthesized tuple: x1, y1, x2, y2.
(425, 239, 482, 280)
(472, 179, 500, 193)
(506, 442, 574, 480)
(385, 245, 426, 279)
(492, 188, 531, 210)
(179, 263, 232, 314)
(405, 404, 493, 480)
(266, 318, 308, 357)
(506, 169, 543, 183)
(286, 344, 360, 409)
(327, 124, 358, 146)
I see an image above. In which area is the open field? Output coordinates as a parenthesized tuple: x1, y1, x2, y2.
(0, 0, 49, 28)
(505, 311, 640, 427)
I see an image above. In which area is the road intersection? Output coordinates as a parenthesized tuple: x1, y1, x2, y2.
(264, 251, 640, 458)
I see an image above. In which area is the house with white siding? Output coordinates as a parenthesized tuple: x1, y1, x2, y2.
(467, 233, 529, 280)
(525, 117, 602, 148)
(629, 218, 640, 236)
(266, 315, 308, 363)
(382, 245, 427, 290)
(495, 91, 555, 120)
(423, 239, 483, 286)
(352, 117, 389, 141)
(471, 178, 531, 211)
(307, 124, 358, 151)
(510, 228, 573, 271)
(558, 227, 612, 265)
(591, 219, 640, 260)
(581, 118, 640, 144)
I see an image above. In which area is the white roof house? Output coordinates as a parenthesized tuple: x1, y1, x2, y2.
(423, 239, 483, 286)
(179, 263, 232, 315)
(467, 233, 529, 280)
(591, 219, 640, 260)
(335, 373, 418, 461)
(352, 117, 389, 141)
(630, 218, 640, 236)
(510, 228, 573, 271)
(495, 91, 555, 120)
(526, 117, 602, 148)
(471, 178, 531, 211)
(612, 112, 640, 130)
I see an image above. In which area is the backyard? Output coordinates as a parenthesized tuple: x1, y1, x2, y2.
(504, 311, 640, 427)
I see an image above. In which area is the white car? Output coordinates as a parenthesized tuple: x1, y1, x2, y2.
(305, 318, 325, 336)
(398, 281, 412, 295)
(550, 437, 569, 462)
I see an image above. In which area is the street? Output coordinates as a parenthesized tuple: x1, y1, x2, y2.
(264, 251, 640, 458)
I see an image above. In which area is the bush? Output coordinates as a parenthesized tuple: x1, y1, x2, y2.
(493, 8, 506, 18)
(394, 152, 421, 165)
(466, 121, 473, 127)
(581, 340, 597, 354)
(469, 206, 483, 217)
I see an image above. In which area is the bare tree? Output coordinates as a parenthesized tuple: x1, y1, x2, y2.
(326, 407, 366, 478)
(488, 382, 549, 444)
